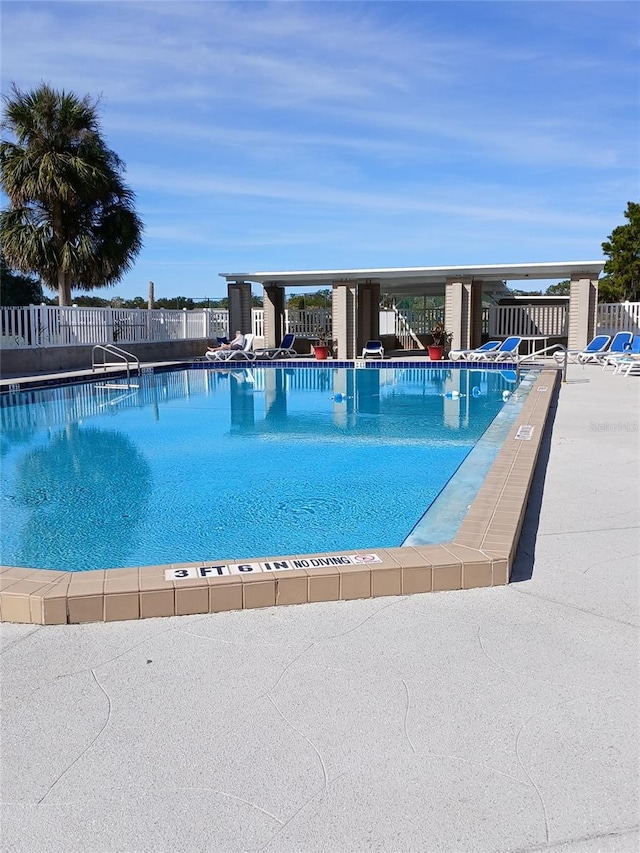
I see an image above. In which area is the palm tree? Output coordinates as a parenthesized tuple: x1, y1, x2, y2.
(0, 83, 143, 306)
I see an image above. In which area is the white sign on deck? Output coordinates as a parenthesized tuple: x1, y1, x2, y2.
(164, 553, 383, 581)
(515, 425, 535, 440)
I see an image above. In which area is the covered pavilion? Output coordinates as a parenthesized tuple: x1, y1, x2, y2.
(220, 261, 605, 358)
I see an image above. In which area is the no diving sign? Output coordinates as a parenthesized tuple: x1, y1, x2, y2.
(165, 553, 382, 581)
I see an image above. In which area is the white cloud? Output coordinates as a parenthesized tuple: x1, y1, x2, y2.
(130, 161, 613, 230)
(1, 1, 634, 296)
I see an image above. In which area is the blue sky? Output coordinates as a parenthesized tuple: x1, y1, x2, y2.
(2, 1, 638, 300)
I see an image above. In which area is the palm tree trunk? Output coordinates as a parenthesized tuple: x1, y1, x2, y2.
(58, 269, 71, 306)
(52, 201, 71, 306)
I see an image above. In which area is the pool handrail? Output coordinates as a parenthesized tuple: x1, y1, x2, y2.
(516, 343, 568, 384)
(91, 343, 141, 388)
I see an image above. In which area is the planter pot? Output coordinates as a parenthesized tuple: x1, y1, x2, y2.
(428, 345, 444, 360)
(313, 345, 329, 360)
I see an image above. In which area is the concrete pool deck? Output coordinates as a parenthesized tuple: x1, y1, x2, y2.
(1, 362, 639, 852)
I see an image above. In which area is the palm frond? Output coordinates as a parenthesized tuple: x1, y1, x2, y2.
(1, 83, 143, 304)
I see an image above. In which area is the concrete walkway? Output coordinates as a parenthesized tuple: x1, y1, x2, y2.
(2, 365, 639, 853)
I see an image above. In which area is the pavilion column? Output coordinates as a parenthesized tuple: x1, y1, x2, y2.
(567, 273, 598, 350)
(332, 282, 357, 359)
(356, 282, 381, 354)
(470, 279, 484, 348)
(445, 277, 482, 351)
(227, 281, 253, 339)
(263, 285, 285, 349)
(331, 281, 380, 358)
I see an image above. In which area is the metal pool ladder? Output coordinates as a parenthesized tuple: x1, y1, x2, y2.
(92, 344, 141, 389)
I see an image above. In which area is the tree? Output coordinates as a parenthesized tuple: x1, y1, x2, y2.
(70, 295, 111, 307)
(287, 288, 331, 309)
(0, 83, 143, 306)
(155, 296, 197, 310)
(600, 202, 640, 302)
(0, 252, 42, 305)
(545, 280, 570, 296)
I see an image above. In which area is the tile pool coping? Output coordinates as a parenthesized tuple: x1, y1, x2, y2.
(0, 363, 558, 624)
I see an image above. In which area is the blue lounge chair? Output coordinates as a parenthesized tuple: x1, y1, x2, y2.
(472, 336, 522, 362)
(361, 340, 384, 359)
(254, 333, 297, 360)
(449, 341, 501, 361)
(575, 331, 633, 365)
(554, 334, 611, 365)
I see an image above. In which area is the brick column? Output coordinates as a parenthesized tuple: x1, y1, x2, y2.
(470, 279, 484, 349)
(228, 282, 253, 339)
(568, 274, 598, 350)
(263, 285, 285, 349)
(356, 282, 381, 354)
(332, 282, 357, 359)
(445, 277, 482, 351)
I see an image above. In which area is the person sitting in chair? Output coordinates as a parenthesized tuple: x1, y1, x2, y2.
(207, 331, 245, 354)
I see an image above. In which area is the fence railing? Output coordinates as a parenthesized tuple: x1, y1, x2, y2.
(286, 308, 332, 337)
(0, 305, 332, 350)
(488, 304, 568, 337)
(596, 301, 640, 336)
(254, 308, 332, 339)
(392, 307, 492, 344)
(389, 307, 427, 350)
(394, 307, 444, 336)
(0, 305, 229, 349)
(2, 302, 638, 351)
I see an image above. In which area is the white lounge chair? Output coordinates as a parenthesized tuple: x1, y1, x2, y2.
(620, 357, 640, 376)
(449, 341, 501, 361)
(254, 333, 297, 360)
(206, 334, 256, 362)
(361, 340, 384, 358)
(605, 336, 640, 372)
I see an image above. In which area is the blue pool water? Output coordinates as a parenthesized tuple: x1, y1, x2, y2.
(1, 366, 519, 571)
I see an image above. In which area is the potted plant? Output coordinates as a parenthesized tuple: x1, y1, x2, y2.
(428, 324, 451, 360)
(313, 329, 330, 360)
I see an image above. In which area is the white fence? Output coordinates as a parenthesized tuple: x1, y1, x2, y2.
(391, 307, 445, 334)
(0, 305, 228, 349)
(250, 308, 331, 339)
(2, 301, 638, 351)
(488, 302, 640, 339)
(0, 305, 332, 350)
(488, 304, 568, 337)
(596, 302, 640, 336)
(390, 307, 493, 348)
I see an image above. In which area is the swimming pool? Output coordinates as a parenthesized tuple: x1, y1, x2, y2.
(1, 366, 523, 572)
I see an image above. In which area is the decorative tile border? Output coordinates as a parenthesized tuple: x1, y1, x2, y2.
(0, 368, 557, 624)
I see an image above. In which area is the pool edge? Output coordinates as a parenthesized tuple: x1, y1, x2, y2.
(0, 368, 557, 625)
